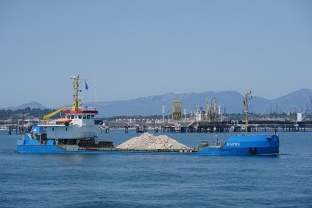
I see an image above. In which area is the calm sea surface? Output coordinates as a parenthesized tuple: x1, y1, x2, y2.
(0, 130, 311, 208)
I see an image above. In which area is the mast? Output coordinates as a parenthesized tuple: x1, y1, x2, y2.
(71, 75, 82, 111)
(243, 90, 252, 133)
(63, 75, 97, 115)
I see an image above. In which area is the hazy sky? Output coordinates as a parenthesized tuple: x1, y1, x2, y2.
(1, 0, 311, 108)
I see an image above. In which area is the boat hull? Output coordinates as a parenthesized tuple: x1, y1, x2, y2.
(17, 128, 279, 156)
(17, 144, 66, 153)
(16, 133, 193, 154)
(16, 143, 192, 154)
(196, 134, 279, 156)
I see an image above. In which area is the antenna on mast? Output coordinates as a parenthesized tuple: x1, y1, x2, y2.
(94, 75, 97, 109)
(70, 75, 81, 111)
(243, 90, 252, 133)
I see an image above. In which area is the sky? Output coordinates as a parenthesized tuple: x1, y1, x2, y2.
(0, 0, 311, 108)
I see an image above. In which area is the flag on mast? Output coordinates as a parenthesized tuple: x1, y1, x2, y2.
(85, 81, 88, 90)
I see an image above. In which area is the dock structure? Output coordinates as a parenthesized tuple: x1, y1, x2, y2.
(6, 119, 39, 135)
(101, 119, 312, 133)
(6, 125, 33, 135)
(6, 117, 312, 135)
(159, 120, 312, 133)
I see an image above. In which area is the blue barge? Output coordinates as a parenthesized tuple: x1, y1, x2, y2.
(17, 127, 279, 155)
(196, 134, 279, 156)
(16, 77, 279, 156)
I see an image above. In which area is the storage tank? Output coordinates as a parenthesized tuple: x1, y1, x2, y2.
(297, 113, 302, 122)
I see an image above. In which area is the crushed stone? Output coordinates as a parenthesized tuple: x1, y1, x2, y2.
(117, 132, 191, 150)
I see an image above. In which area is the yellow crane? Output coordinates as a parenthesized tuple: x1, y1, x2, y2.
(43, 106, 67, 124)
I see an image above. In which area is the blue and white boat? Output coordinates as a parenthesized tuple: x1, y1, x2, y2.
(17, 83, 279, 155)
(196, 134, 279, 156)
(17, 75, 114, 153)
(196, 90, 279, 156)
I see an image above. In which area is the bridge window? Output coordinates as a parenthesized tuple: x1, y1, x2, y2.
(78, 115, 82, 119)
(87, 115, 90, 119)
(91, 115, 94, 119)
(83, 115, 86, 119)
(52, 128, 54, 131)
(71, 115, 75, 119)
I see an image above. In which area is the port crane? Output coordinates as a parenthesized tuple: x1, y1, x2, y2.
(43, 106, 67, 124)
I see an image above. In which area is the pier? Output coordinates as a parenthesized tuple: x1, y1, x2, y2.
(159, 120, 312, 133)
(4, 116, 312, 135)
(5, 119, 312, 135)
(101, 119, 312, 133)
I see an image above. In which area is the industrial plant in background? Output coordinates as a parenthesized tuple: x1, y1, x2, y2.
(171, 100, 182, 120)
(171, 99, 218, 122)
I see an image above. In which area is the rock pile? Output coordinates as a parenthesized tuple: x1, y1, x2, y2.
(117, 132, 191, 150)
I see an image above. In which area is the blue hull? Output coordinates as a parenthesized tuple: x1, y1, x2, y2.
(16, 144, 192, 154)
(17, 132, 279, 156)
(16, 134, 192, 154)
(17, 144, 65, 153)
(17, 137, 67, 153)
(16, 145, 109, 154)
(196, 134, 279, 156)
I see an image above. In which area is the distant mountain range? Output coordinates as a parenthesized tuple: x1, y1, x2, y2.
(2, 89, 312, 117)
(3, 102, 47, 111)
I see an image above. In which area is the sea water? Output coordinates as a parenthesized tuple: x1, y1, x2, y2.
(0, 130, 311, 208)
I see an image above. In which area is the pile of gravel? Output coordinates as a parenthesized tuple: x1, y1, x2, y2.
(117, 132, 191, 150)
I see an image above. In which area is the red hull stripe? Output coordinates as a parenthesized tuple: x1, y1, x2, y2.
(64, 110, 98, 114)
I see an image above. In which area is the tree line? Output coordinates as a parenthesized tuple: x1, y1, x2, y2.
(0, 108, 56, 124)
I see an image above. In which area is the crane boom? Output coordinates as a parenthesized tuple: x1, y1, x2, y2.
(43, 106, 67, 124)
